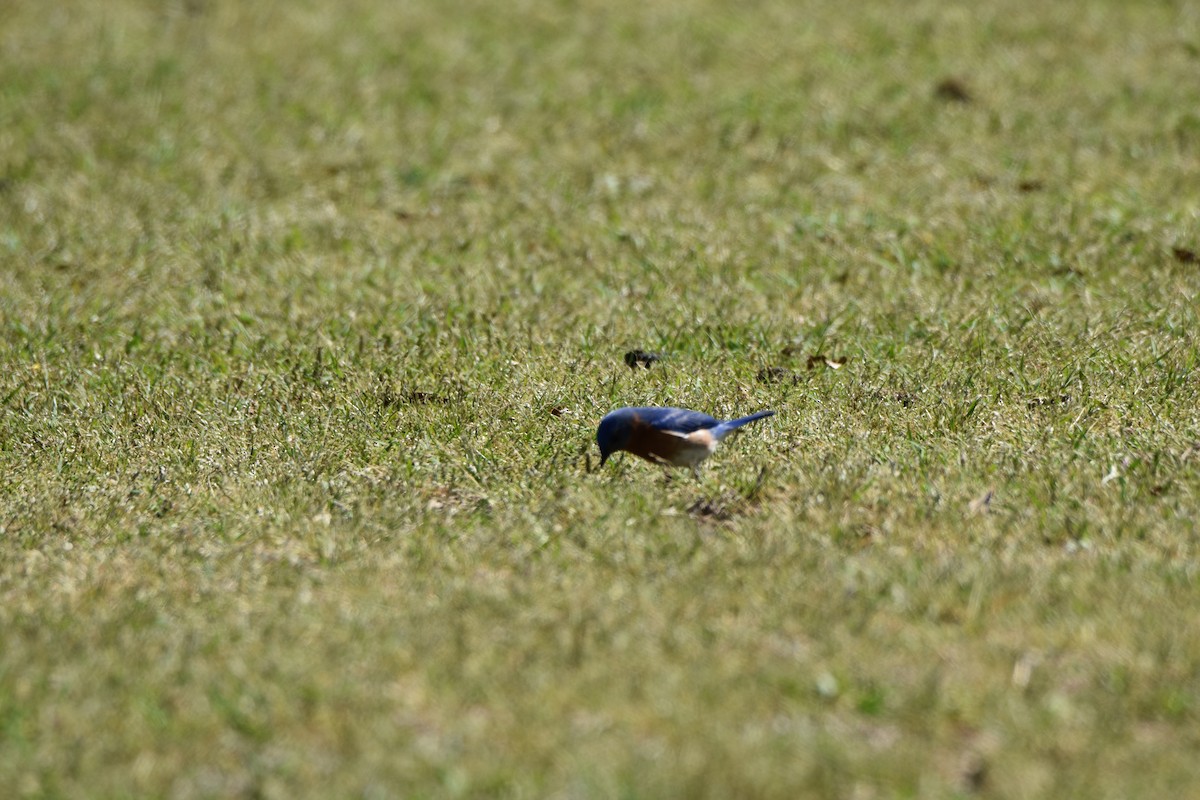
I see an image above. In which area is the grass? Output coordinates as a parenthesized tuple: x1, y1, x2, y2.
(2, 0, 1200, 797)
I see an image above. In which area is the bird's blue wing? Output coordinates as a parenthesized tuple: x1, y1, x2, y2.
(630, 407, 720, 435)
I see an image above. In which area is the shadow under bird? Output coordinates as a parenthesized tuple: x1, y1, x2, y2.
(596, 406, 775, 475)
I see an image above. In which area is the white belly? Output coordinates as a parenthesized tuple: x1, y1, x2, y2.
(667, 430, 718, 467)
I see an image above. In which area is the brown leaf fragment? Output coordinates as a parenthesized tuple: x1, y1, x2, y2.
(757, 366, 796, 385)
(624, 349, 662, 370)
(807, 354, 847, 370)
(1172, 246, 1199, 265)
(1016, 178, 1044, 192)
(934, 77, 973, 103)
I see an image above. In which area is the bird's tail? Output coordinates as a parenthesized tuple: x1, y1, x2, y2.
(713, 410, 775, 440)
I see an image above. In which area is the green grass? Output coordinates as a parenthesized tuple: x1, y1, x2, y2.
(3, 0, 1200, 797)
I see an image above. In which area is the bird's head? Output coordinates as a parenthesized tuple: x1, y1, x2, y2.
(596, 410, 633, 467)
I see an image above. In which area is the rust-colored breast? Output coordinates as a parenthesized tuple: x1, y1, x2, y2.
(623, 415, 689, 466)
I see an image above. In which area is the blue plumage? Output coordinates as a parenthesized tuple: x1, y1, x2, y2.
(612, 407, 719, 434)
(596, 406, 775, 474)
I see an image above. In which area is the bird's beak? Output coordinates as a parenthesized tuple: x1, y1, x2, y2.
(599, 452, 609, 467)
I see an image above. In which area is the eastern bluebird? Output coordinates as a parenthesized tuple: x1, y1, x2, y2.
(596, 407, 775, 475)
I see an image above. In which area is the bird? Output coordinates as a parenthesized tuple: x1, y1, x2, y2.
(596, 406, 775, 476)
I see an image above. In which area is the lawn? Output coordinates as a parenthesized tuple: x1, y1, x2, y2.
(2, 0, 1200, 797)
